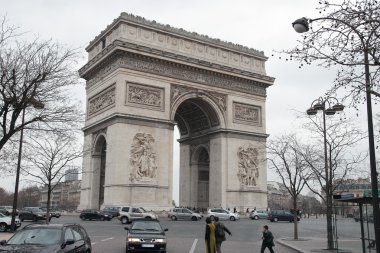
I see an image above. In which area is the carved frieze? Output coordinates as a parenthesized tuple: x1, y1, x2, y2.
(233, 102, 261, 126)
(237, 143, 259, 187)
(129, 133, 158, 183)
(88, 85, 116, 117)
(126, 82, 164, 111)
(86, 52, 267, 97)
(170, 84, 227, 112)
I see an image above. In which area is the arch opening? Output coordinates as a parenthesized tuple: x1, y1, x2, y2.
(93, 135, 107, 209)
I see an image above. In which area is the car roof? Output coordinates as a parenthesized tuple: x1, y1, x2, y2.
(131, 218, 160, 223)
(22, 223, 83, 230)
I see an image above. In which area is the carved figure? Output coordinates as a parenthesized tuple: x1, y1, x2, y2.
(130, 133, 158, 182)
(237, 143, 259, 186)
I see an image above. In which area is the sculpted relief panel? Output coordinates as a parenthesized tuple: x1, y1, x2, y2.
(237, 143, 259, 187)
(126, 83, 164, 111)
(88, 85, 116, 117)
(130, 133, 158, 183)
(233, 102, 261, 126)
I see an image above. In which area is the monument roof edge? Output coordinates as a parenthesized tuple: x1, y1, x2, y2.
(86, 12, 267, 59)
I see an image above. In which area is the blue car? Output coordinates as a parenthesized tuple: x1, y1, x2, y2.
(268, 210, 300, 222)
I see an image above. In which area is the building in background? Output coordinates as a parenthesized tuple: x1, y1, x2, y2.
(39, 180, 81, 211)
(65, 168, 79, 182)
(267, 181, 291, 210)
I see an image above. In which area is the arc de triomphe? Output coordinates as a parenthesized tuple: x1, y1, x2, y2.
(78, 13, 275, 211)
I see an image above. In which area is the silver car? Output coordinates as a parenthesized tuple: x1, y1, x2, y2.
(168, 208, 202, 221)
(207, 208, 239, 221)
(249, 210, 268, 220)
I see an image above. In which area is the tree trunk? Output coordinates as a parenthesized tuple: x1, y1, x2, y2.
(46, 183, 51, 224)
(326, 196, 334, 249)
(293, 197, 298, 240)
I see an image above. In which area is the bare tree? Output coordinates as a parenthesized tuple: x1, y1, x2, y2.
(267, 134, 311, 240)
(21, 133, 82, 223)
(0, 16, 82, 152)
(280, 0, 380, 106)
(300, 117, 366, 249)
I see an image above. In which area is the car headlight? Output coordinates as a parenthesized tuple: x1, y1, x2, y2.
(128, 238, 141, 243)
(37, 214, 43, 217)
(155, 239, 166, 243)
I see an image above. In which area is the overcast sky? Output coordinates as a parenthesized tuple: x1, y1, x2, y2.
(1, 0, 376, 202)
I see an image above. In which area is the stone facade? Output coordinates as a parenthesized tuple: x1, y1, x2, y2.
(78, 13, 274, 211)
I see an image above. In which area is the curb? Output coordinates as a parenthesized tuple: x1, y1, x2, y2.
(276, 238, 305, 253)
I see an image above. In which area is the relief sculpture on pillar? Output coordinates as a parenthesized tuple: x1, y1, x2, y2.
(129, 133, 158, 182)
(237, 143, 259, 186)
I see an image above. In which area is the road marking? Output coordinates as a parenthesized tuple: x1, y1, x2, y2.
(189, 238, 198, 253)
(101, 237, 114, 242)
(91, 242, 97, 245)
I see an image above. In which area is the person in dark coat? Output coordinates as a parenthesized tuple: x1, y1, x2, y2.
(213, 216, 231, 253)
(261, 225, 274, 253)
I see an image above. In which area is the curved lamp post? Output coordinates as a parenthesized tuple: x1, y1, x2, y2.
(306, 97, 344, 250)
(293, 16, 380, 252)
(10, 98, 44, 231)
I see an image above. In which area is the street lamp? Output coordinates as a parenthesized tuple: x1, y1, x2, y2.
(306, 97, 344, 250)
(293, 16, 380, 252)
(10, 98, 44, 231)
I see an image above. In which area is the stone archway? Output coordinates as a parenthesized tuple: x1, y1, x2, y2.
(78, 13, 274, 211)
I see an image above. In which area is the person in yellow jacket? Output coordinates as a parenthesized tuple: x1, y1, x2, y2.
(205, 217, 216, 253)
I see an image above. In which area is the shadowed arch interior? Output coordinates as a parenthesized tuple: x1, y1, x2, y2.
(174, 98, 220, 136)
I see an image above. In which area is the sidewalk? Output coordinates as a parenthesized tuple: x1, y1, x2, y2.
(276, 237, 367, 253)
(0, 232, 13, 241)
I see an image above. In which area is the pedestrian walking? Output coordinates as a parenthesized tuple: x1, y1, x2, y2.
(214, 216, 231, 253)
(261, 225, 274, 253)
(205, 217, 216, 253)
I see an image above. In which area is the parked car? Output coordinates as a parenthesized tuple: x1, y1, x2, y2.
(41, 208, 61, 218)
(0, 206, 17, 216)
(18, 207, 51, 222)
(0, 223, 92, 253)
(268, 210, 300, 222)
(79, 209, 112, 221)
(103, 206, 121, 217)
(207, 208, 239, 221)
(118, 206, 158, 224)
(168, 208, 202, 221)
(125, 219, 168, 253)
(249, 210, 268, 220)
(0, 213, 21, 232)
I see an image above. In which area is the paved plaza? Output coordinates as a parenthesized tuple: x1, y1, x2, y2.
(0, 215, 372, 253)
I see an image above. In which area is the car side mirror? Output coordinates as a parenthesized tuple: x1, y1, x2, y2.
(65, 239, 75, 245)
(0, 240, 6, 246)
(164, 228, 169, 232)
(124, 227, 129, 231)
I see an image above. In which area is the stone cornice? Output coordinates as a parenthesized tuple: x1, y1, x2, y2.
(80, 40, 275, 85)
(87, 13, 266, 58)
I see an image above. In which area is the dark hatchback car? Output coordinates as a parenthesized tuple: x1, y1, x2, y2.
(18, 207, 50, 222)
(268, 210, 300, 222)
(80, 209, 112, 221)
(0, 223, 92, 253)
(125, 219, 168, 253)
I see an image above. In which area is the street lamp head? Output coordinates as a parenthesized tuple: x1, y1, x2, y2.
(292, 17, 309, 33)
(325, 108, 336, 115)
(29, 98, 45, 110)
(313, 103, 324, 111)
(306, 108, 318, 115)
(332, 103, 344, 112)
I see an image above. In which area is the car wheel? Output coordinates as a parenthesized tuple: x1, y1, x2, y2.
(145, 216, 152, 220)
(80, 215, 85, 220)
(171, 215, 177, 221)
(121, 216, 129, 224)
(274, 217, 278, 222)
(19, 215, 24, 222)
(191, 216, 198, 221)
(100, 216, 105, 221)
(0, 222, 7, 232)
(254, 215, 259, 220)
(230, 216, 236, 221)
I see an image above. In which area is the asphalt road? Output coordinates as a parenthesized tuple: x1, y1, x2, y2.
(15, 215, 367, 253)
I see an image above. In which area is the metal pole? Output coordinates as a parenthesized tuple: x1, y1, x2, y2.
(10, 108, 25, 232)
(364, 49, 380, 253)
(359, 204, 366, 253)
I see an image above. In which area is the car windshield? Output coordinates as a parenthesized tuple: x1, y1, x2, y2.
(7, 228, 62, 245)
(0, 213, 5, 218)
(131, 221, 162, 232)
(29, 208, 43, 212)
(139, 207, 147, 212)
